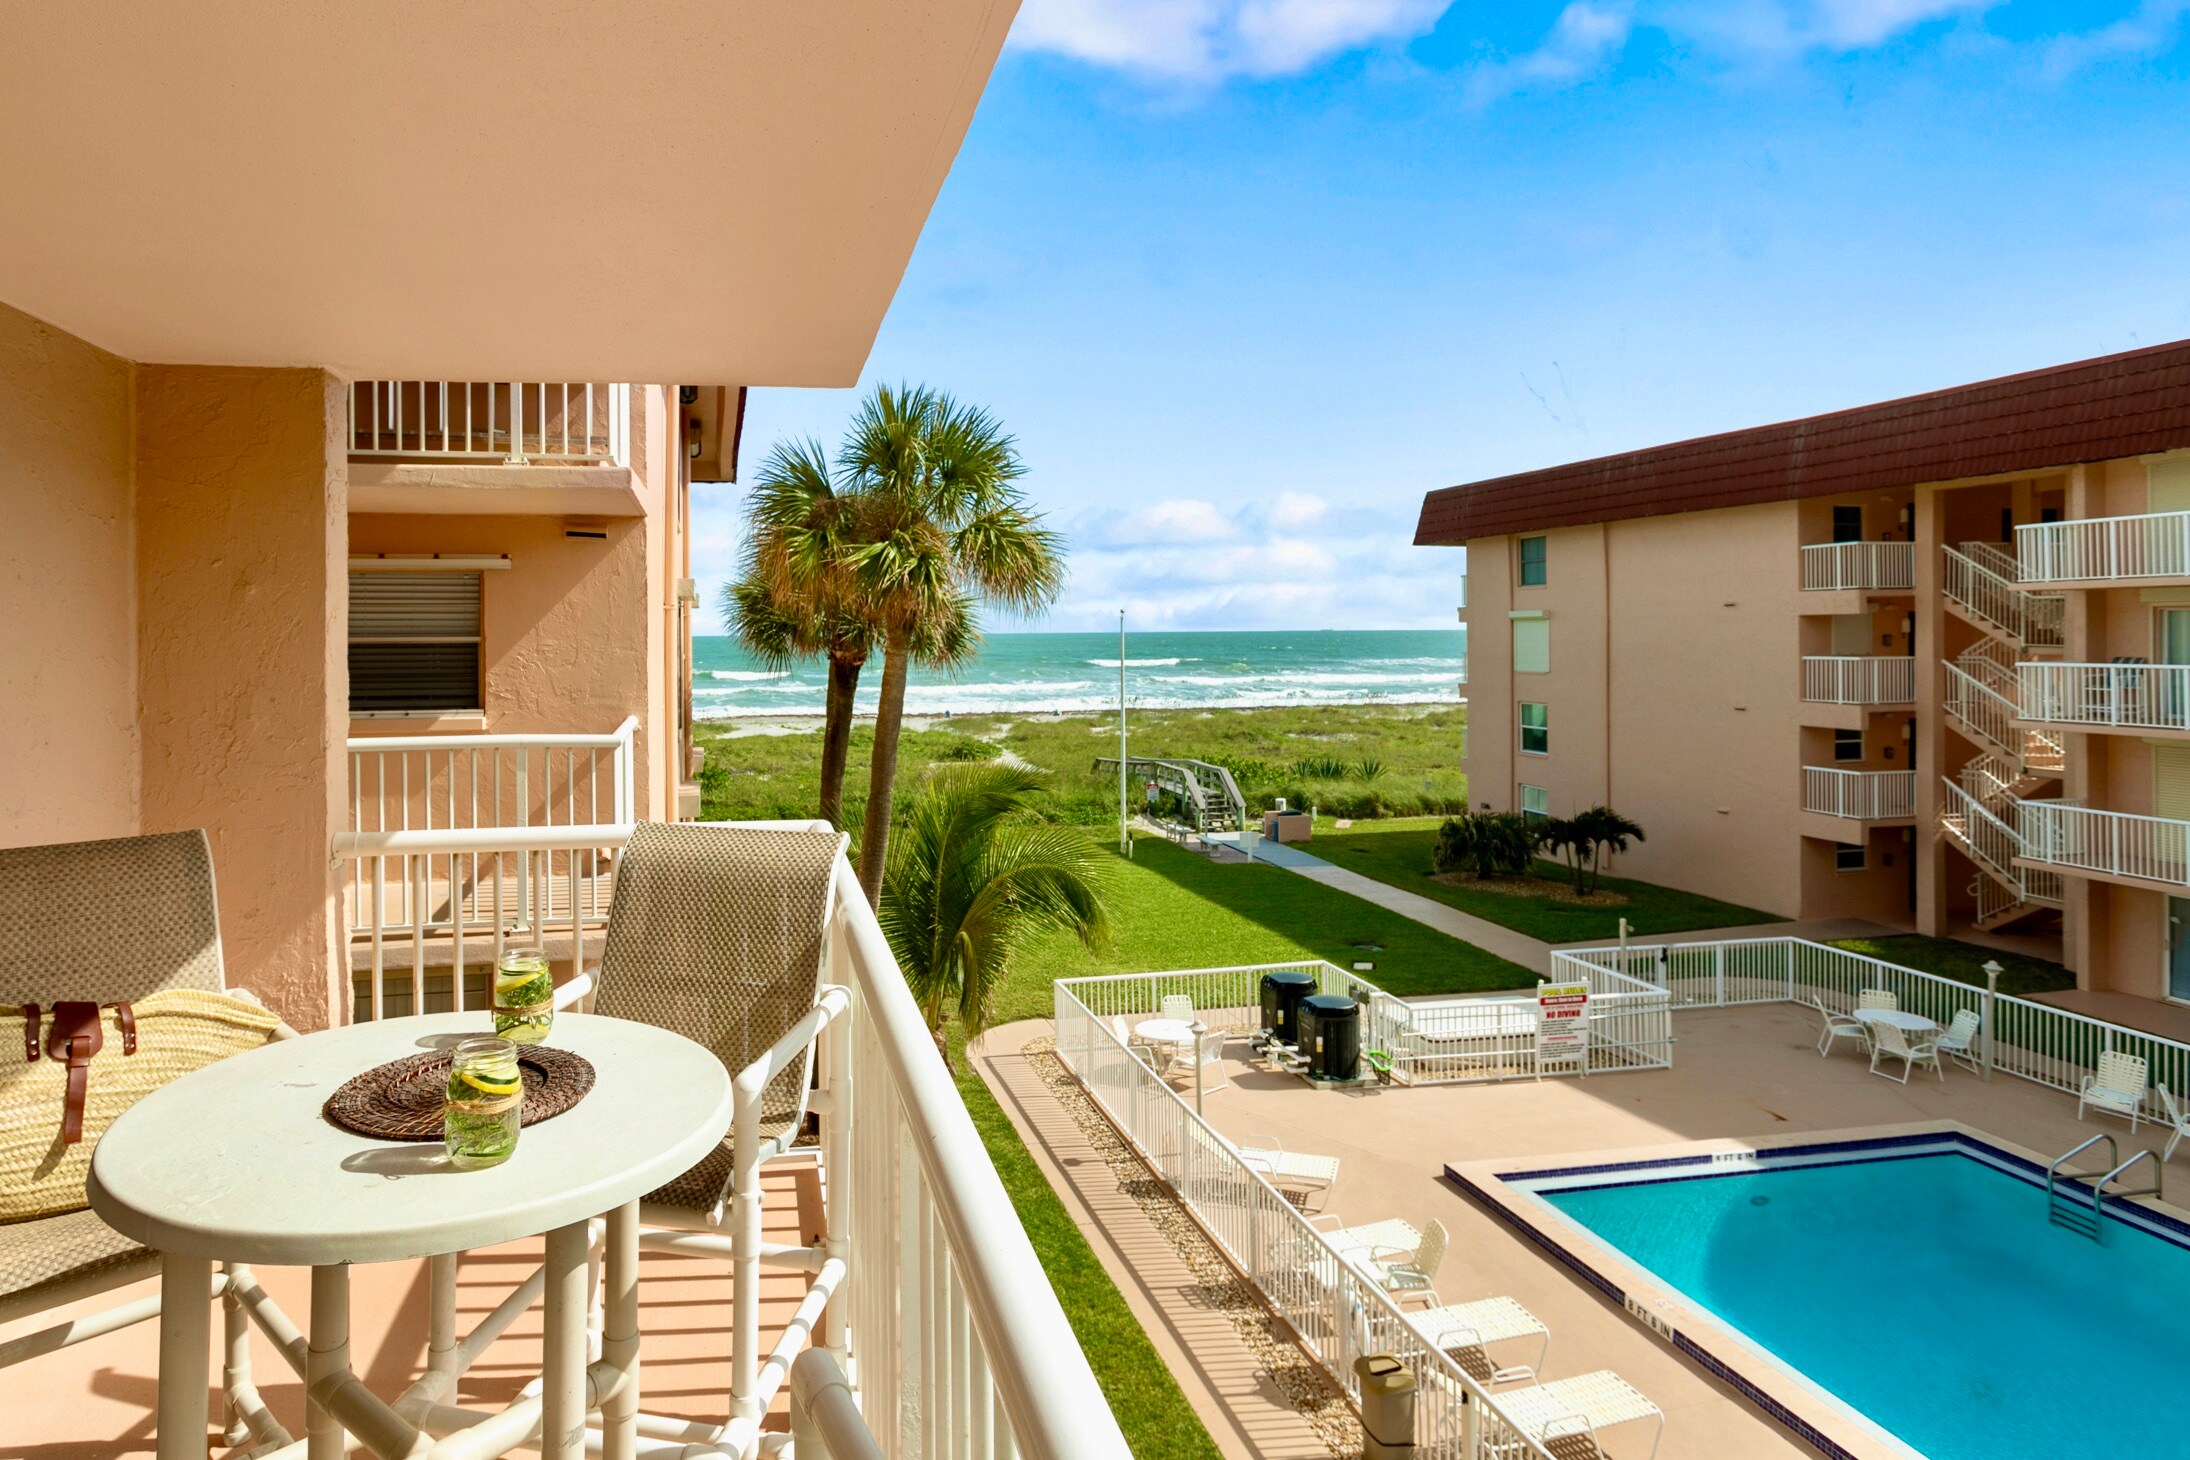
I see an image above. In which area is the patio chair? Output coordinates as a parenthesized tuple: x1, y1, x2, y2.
(1858, 989, 1899, 1012)
(2155, 1085, 2190, 1163)
(1868, 1018, 1943, 1084)
(1406, 1295, 1549, 1385)
(1935, 1009, 1984, 1073)
(1165, 1027, 1229, 1091)
(1316, 1216, 1447, 1301)
(2078, 1051, 2150, 1130)
(1236, 1136, 1339, 1211)
(1159, 993, 1196, 1024)
(587, 821, 850, 1425)
(0, 831, 294, 1449)
(1812, 995, 1867, 1058)
(1491, 1371, 1664, 1460)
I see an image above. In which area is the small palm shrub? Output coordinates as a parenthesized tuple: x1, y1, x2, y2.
(1354, 756, 1387, 783)
(1293, 754, 1349, 780)
(1431, 811, 1535, 880)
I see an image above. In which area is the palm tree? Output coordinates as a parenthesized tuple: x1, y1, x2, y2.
(721, 440, 875, 830)
(840, 384, 1064, 900)
(880, 762, 1111, 1040)
(1574, 807, 1646, 894)
(1538, 815, 1591, 892)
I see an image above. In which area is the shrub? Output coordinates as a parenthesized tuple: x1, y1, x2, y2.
(1354, 756, 1387, 783)
(933, 736, 1001, 762)
(1293, 754, 1349, 780)
(1431, 811, 1536, 880)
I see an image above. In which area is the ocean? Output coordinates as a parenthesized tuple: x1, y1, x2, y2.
(693, 628, 1466, 719)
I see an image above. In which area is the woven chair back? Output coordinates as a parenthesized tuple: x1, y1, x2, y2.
(0, 831, 225, 1006)
(594, 822, 845, 1154)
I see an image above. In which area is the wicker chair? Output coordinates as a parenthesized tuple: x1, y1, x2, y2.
(0, 830, 291, 1448)
(590, 820, 850, 1425)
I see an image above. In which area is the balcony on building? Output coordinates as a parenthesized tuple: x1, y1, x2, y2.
(1800, 540, 1915, 593)
(2017, 800, 2190, 895)
(1802, 655, 1916, 707)
(2017, 511, 2190, 588)
(1800, 767, 1916, 844)
(2017, 661, 2190, 739)
(347, 381, 648, 517)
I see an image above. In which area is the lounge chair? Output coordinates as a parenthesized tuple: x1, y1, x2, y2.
(1813, 995, 1867, 1058)
(1491, 1371, 1664, 1460)
(1236, 1136, 1339, 1211)
(1858, 989, 1899, 1012)
(0, 831, 296, 1450)
(1935, 1008, 1984, 1073)
(1407, 1295, 1549, 1384)
(2156, 1085, 2190, 1163)
(1868, 1018, 1943, 1084)
(2078, 1051, 2150, 1130)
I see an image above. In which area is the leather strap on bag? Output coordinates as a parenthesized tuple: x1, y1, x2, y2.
(21, 1003, 39, 1063)
(41, 1001, 133, 1146)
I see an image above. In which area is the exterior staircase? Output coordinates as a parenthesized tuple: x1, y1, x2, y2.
(1942, 541, 2065, 650)
(1939, 773, 2066, 930)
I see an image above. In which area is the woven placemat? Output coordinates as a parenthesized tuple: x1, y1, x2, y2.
(324, 1045, 596, 1141)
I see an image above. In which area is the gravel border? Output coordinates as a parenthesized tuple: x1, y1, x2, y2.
(1022, 1035, 1362, 1459)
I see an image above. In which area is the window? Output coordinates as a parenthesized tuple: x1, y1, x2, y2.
(1518, 535, 1547, 586)
(349, 572, 483, 714)
(1520, 703, 1548, 755)
(1835, 844, 1867, 873)
(1520, 784, 1550, 820)
(1831, 505, 1864, 543)
(1513, 616, 1550, 674)
(1833, 728, 1864, 763)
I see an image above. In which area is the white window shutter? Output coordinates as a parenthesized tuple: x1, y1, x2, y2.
(1513, 618, 1550, 674)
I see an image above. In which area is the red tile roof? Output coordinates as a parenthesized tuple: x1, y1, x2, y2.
(1415, 339, 2190, 545)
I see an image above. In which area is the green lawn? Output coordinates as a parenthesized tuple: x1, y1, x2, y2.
(1824, 934, 2075, 997)
(1305, 819, 1781, 944)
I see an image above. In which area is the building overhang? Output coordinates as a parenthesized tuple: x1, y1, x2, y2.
(0, 3, 1018, 385)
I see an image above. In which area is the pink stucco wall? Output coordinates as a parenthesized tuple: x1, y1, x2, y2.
(0, 302, 139, 845)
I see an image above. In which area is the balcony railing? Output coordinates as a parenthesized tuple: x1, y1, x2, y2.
(343, 720, 637, 948)
(349, 381, 631, 466)
(1800, 541, 1915, 591)
(1942, 544, 2064, 648)
(2019, 661, 2190, 732)
(2018, 511, 2190, 584)
(325, 823, 1131, 1460)
(1802, 766, 1916, 820)
(2019, 801, 2190, 891)
(1802, 655, 1915, 705)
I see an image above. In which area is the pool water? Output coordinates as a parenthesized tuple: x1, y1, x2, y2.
(1536, 1148, 2190, 1460)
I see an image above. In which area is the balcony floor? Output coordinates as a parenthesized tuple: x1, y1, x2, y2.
(1011, 1003, 2188, 1460)
(2, 1163, 823, 1459)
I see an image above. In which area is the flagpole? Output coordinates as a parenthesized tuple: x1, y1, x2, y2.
(1118, 608, 1131, 858)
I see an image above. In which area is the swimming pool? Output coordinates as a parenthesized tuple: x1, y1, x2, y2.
(1465, 1132, 2190, 1460)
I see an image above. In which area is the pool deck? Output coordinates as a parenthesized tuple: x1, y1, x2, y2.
(1044, 1000, 2188, 1460)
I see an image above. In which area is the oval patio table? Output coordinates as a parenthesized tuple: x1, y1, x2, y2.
(90, 1012, 733, 1460)
(1852, 1008, 1939, 1035)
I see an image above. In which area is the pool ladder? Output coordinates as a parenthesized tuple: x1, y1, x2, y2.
(2045, 1134, 2163, 1240)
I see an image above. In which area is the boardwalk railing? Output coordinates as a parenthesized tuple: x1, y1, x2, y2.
(349, 380, 631, 466)
(1801, 767, 1916, 820)
(1553, 936, 2190, 1121)
(1052, 979, 1561, 1460)
(2018, 510, 2190, 584)
(324, 824, 1131, 1460)
(1802, 656, 1915, 705)
(1057, 961, 1670, 1087)
(1800, 541, 1915, 591)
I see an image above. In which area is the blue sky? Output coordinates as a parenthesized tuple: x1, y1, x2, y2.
(698, 0, 2190, 634)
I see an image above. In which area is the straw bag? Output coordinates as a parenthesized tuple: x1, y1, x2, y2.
(0, 989, 282, 1222)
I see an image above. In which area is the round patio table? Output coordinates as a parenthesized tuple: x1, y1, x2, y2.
(90, 1012, 732, 1460)
(1134, 1017, 1197, 1047)
(1852, 1008, 1938, 1035)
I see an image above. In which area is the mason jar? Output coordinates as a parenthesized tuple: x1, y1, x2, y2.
(491, 948, 554, 1045)
(444, 1036, 523, 1169)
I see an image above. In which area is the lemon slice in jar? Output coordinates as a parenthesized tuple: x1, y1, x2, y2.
(460, 1070, 522, 1098)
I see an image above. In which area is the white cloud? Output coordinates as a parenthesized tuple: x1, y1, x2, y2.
(2042, 0, 2190, 77)
(1466, 2, 1634, 103)
(1657, 0, 1990, 59)
(1094, 497, 1241, 546)
(1270, 490, 1328, 528)
(1011, 0, 1455, 82)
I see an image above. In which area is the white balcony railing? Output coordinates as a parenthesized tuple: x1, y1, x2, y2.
(2018, 511, 2190, 584)
(343, 720, 637, 945)
(1802, 655, 1915, 705)
(326, 823, 1132, 1460)
(349, 381, 631, 466)
(2019, 801, 2190, 891)
(1800, 541, 1915, 591)
(2019, 661, 2190, 732)
(1802, 766, 1916, 820)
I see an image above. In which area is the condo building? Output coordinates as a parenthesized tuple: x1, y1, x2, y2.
(1419, 341, 2190, 1025)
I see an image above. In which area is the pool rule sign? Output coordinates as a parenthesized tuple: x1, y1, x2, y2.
(1537, 980, 1590, 1071)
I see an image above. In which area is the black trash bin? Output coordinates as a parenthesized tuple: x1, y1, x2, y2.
(1298, 994, 1360, 1081)
(1260, 969, 1317, 1045)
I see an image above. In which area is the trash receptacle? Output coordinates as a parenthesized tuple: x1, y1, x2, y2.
(1298, 993, 1359, 1080)
(1356, 1353, 1416, 1459)
(1260, 969, 1317, 1045)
